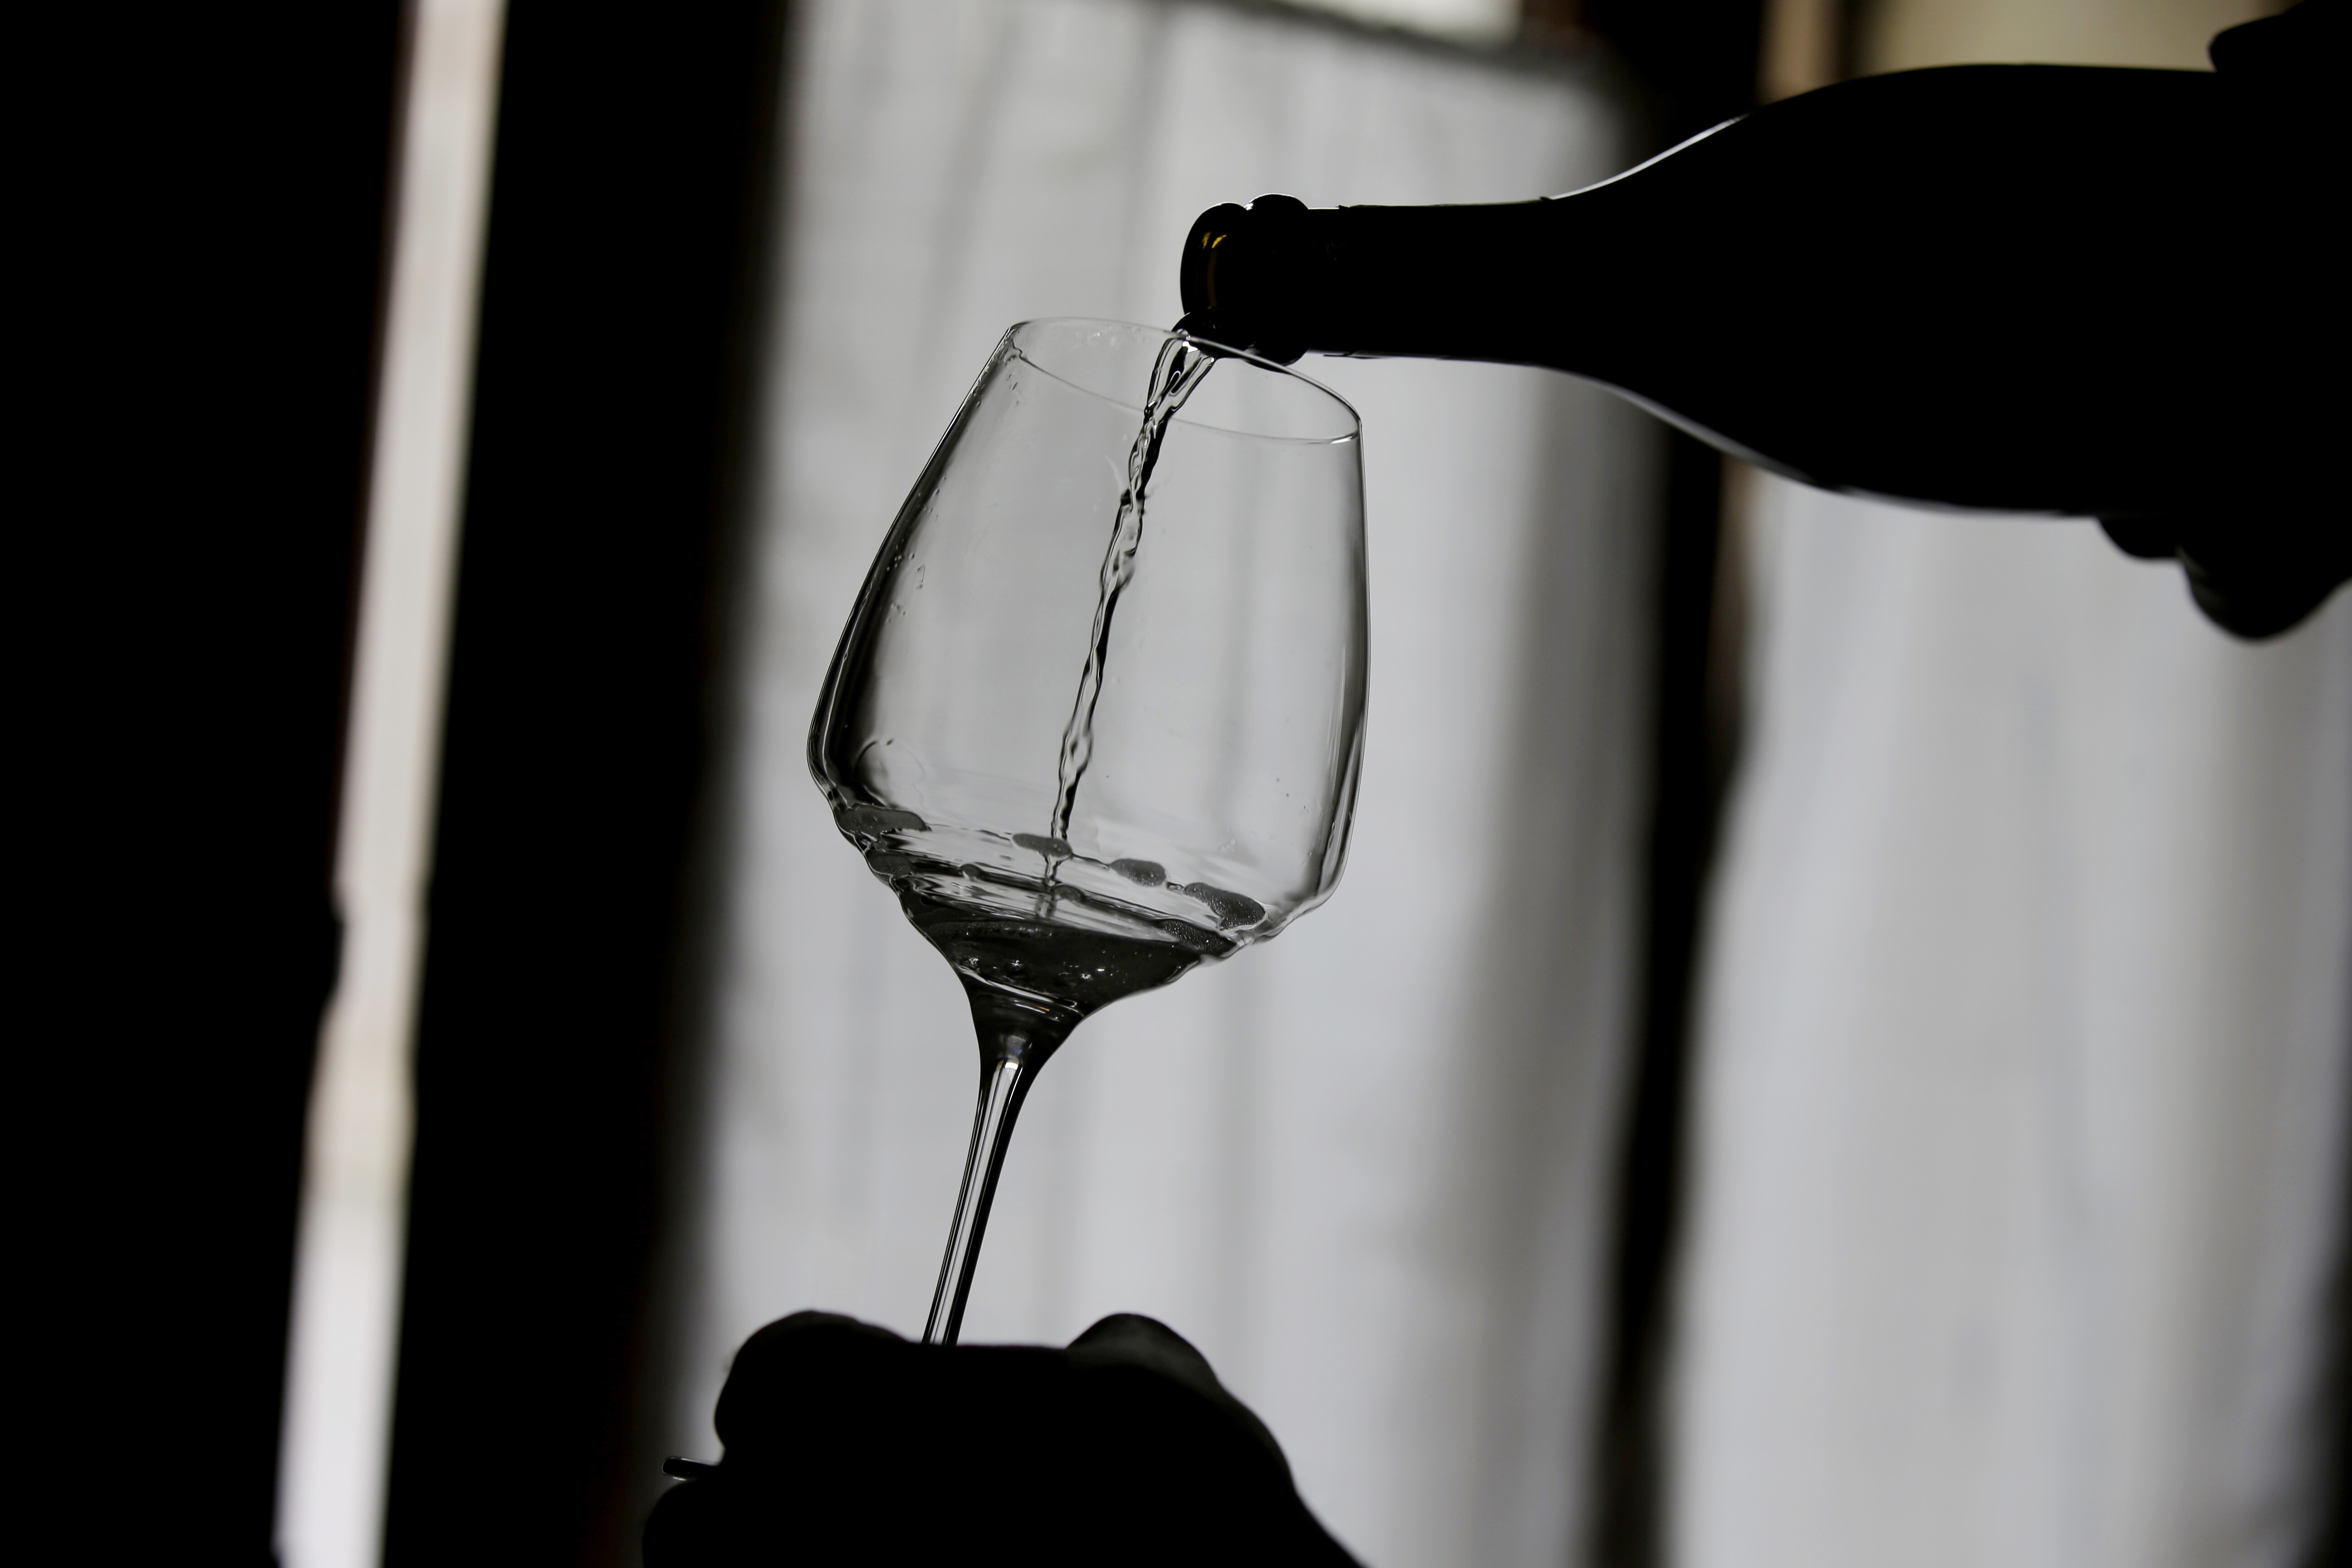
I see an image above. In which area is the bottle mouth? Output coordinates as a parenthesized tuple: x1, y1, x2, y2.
(1005, 318, 1359, 445)
(1177, 195, 1315, 365)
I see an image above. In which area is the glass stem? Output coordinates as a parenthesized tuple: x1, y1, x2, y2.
(922, 1047, 1036, 1345)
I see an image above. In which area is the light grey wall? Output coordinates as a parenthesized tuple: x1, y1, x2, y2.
(1675, 480, 2351, 1568)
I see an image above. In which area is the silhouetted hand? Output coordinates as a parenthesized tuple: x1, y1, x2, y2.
(645, 1311, 1361, 1567)
(2115, 0, 2352, 641)
(2097, 514, 2351, 641)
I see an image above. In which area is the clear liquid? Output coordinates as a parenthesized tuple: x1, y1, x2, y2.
(845, 822, 1244, 1022)
(1045, 333, 1216, 845)
(901, 885, 1225, 1019)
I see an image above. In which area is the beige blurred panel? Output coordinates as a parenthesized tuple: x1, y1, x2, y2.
(274, 3, 507, 1567)
(1765, 0, 2278, 100)
(1859, 0, 2278, 71)
(1761, 0, 1847, 99)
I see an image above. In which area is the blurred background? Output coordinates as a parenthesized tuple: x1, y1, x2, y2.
(48, 1, 2343, 1567)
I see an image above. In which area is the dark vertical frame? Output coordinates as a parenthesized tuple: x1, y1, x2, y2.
(1521, 3, 1768, 1564)
(31, 5, 407, 1561)
(2317, 1113, 2352, 1568)
(378, 3, 789, 1564)
(1585, 428, 1739, 1568)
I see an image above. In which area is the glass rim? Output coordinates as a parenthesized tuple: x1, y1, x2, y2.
(1006, 317, 1361, 446)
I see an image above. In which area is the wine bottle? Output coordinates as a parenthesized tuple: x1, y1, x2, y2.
(1178, 54, 2347, 634)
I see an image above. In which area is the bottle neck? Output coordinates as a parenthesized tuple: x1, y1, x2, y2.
(1181, 196, 1604, 371)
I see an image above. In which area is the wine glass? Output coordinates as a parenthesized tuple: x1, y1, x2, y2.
(808, 318, 1366, 1344)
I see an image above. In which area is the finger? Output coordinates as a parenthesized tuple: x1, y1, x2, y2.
(1066, 1313, 1288, 1470)
(2097, 515, 2178, 560)
(713, 1312, 910, 1454)
(1065, 1313, 1220, 1395)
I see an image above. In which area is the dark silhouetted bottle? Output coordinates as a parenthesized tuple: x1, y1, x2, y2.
(1179, 33, 2346, 634)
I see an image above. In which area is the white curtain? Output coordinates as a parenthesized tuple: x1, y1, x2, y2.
(1672, 481, 2351, 1568)
(658, 4, 1659, 1565)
